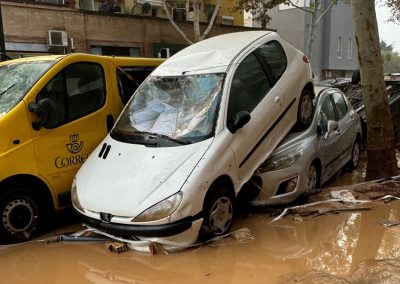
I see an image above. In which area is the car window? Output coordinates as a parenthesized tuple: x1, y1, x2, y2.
(37, 62, 106, 128)
(227, 53, 271, 126)
(255, 41, 287, 82)
(331, 92, 348, 120)
(320, 96, 336, 132)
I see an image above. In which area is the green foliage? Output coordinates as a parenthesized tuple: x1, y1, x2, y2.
(234, 0, 287, 27)
(383, 0, 400, 24)
(381, 40, 400, 73)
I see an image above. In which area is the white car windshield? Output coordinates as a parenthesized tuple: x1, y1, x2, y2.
(0, 60, 55, 115)
(112, 74, 224, 146)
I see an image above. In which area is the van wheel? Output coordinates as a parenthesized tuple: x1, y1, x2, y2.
(296, 89, 314, 130)
(0, 188, 46, 242)
(199, 187, 235, 241)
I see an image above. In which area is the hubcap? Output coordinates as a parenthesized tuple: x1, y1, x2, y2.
(353, 143, 360, 168)
(209, 197, 233, 234)
(2, 198, 37, 236)
(306, 165, 318, 193)
(301, 95, 313, 124)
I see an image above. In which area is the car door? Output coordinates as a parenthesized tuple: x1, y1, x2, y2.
(228, 42, 288, 180)
(31, 61, 113, 207)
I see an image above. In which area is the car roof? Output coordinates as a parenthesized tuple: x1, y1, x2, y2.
(153, 31, 274, 76)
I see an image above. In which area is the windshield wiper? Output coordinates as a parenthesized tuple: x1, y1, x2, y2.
(0, 83, 15, 98)
(139, 131, 191, 145)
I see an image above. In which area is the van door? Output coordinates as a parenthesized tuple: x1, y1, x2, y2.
(30, 62, 113, 208)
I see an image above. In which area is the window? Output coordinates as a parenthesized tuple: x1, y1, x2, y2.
(347, 37, 353, 59)
(256, 41, 287, 82)
(37, 63, 106, 127)
(320, 96, 335, 133)
(337, 36, 342, 59)
(331, 92, 348, 120)
(227, 53, 271, 126)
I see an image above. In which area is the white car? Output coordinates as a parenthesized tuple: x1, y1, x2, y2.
(72, 31, 314, 245)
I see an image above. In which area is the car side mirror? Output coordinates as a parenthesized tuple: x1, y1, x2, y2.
(228, 111, 251, 134)
(28, 98, 58, 130)
(324, 120, 338, 140)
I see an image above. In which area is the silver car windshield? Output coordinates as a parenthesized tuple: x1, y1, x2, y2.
(112, 74, 224, 146)
(0, 60, 55, 115)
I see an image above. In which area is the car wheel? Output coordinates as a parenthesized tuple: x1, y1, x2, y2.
(348, 141, 360, 170)
(0, 188, 45, 242)
(305, 163, 320, 194)
(199, 187, 235, 240)
(296, 89, 314, 129)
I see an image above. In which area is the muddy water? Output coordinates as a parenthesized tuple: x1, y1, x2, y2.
(1, 200, 399, 283)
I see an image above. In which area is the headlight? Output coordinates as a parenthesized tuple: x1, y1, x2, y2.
(132, 192, 183, 222)
(260, 147, 303, 172)
(71, 177, 84, 213)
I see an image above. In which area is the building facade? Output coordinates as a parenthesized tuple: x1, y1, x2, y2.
(1, 0, 248, 59)
(248, 0, 358, 80)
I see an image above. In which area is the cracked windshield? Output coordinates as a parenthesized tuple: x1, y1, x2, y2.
(112, 74, 224, 144)
(0, 61, 54, 115)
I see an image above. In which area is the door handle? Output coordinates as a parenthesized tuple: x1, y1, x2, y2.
(274, 96, 281, 105)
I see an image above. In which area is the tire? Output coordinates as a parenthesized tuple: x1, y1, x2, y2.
(305, 163, 320, 195)
(348, 141, 360, 170)
(0, 188, 47, 242)
(199, 187, 235, 241)
(296, 89, 314, 130)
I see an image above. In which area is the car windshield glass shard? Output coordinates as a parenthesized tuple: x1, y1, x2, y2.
(138, 131, 191, 145)
(113, 74, 224, 144)
(0, 60, 55, 115)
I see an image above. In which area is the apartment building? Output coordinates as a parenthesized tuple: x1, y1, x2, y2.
(1, 0, 247, 59)
(247, 0, 359, 80)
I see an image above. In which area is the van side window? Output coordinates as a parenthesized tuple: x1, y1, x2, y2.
(37, 63, 106, 128)
(116, 67, 155, 104)
(65, 63, 106, 120)
(37, 73, 66, 125)
(227, 53, 271, 126)
(255, 41, 287, 83)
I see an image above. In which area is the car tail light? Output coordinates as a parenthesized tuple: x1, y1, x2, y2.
(303, 55, 310, 63)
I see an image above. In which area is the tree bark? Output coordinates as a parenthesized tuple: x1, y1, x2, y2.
(351, 0, 398, 179)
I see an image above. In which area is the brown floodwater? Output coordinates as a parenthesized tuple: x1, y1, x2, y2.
(1, 198, 399, 283)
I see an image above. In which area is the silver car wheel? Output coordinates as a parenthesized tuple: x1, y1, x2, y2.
(209, 197, 233, 234)
(306, 165, 318, 194)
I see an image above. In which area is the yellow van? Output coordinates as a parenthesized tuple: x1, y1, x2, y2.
(0, 53, 163, 241)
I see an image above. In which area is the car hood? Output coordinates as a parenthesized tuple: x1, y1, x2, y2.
(76, 135, 213, 217)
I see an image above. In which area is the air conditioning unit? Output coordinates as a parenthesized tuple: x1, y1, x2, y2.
(47, 30, 68, 47)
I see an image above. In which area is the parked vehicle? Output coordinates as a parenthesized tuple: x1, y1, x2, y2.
(0, 54, 163, 241)
(72, 31, 314, 245)
(249, 87, 362, 206)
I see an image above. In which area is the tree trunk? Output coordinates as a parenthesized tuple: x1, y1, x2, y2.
(306, 11, 317, 60)
(193, 0, 201, 42)
(351, 0, 398, 179)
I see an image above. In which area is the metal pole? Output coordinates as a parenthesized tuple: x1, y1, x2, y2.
(0, 3, 7, 61)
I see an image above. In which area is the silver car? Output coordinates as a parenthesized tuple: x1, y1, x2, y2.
(249, 87, 362, 206)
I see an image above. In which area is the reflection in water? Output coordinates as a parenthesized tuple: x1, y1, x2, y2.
(0, 201, 399, 283)
(377, 207, 400, 260)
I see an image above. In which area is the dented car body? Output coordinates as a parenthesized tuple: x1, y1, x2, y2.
(72, 31, 314, 245)
(251, 87, 362, 206)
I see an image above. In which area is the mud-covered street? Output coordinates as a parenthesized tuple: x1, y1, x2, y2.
(1, 172, 400, 283)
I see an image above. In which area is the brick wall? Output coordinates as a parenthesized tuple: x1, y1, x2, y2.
(2, 1, 263, 57)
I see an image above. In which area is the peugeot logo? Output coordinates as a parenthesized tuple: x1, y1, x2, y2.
(100, 212, 112, 223)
